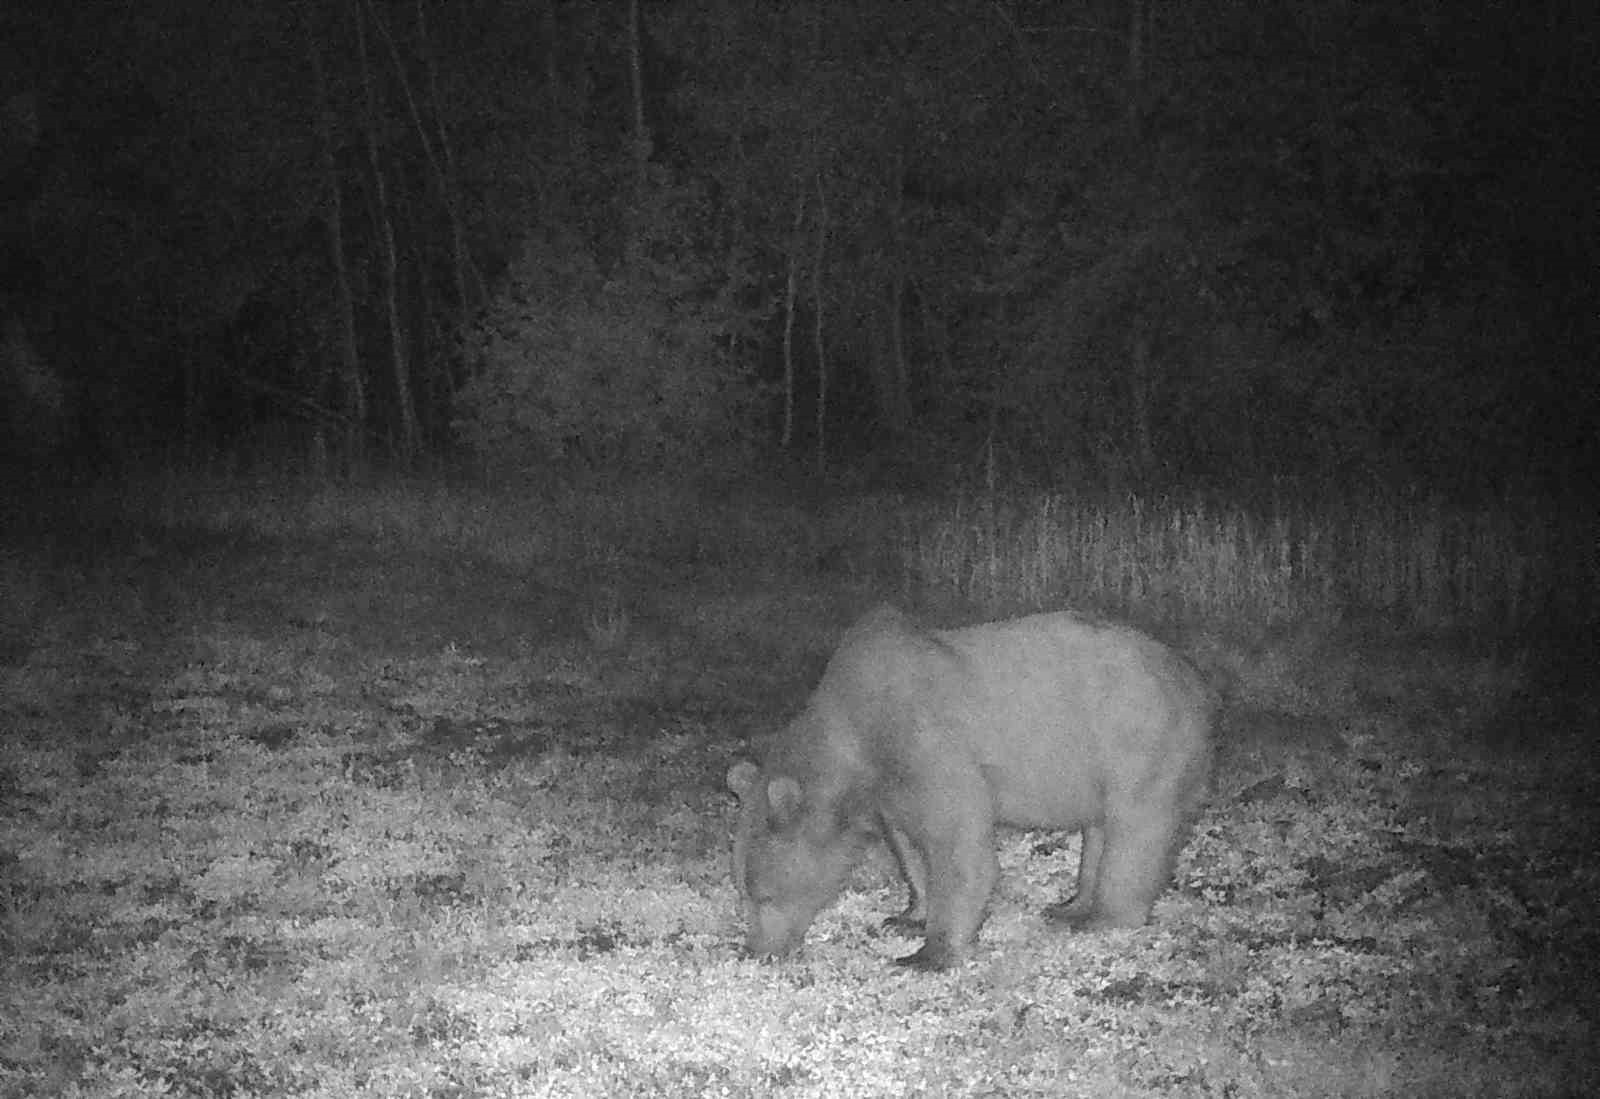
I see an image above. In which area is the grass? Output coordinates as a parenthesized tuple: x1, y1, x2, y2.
(95, 460, 1572, 634)
(900, 485, 1567, 632)
(1, 461, 1594, 1097)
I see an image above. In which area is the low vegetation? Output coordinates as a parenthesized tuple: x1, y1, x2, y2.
(1, 466, 1594, 1097)
(905, 485, 1565, 632)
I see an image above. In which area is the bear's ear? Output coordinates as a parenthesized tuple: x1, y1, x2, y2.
(727, 761, 761, 799)
(766, 776, 804, 827)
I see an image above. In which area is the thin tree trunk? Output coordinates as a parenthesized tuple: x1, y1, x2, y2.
(543, 0, 561, 172)
(1125, 0, 1146, 142)
(367, 0, 477, 354)
(353, 0, 417, 459)
(365, 0, 477, 434)
(812, 171, 829, 478)
(781, 184, 805, 450)
(888, 283, 908, 429)
(305, 1, 365, 457)
(415, 0, 476, 322)
(183, 342, 202, 458)
(1291, 0, 1339, 211)
(915, 278, 954, 403)
(1130, 320, 1154, 478)
(884, 151, 911, 433)
(883, 272, 909, 435)
(625, 0, 651, 268)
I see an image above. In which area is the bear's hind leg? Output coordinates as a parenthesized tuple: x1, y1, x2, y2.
(1060, 809, 1176, 930)
(1042, 824, 1103, 926)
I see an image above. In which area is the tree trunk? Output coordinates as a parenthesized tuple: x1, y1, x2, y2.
(781, 185, 805, 450)
(353, 0, 417, 459)
(183, 342, 202, 458)
(368, 0, 478, 367)
(625, 0, 651, 268)
(1129, 320, 1154, 478)
(812, 173, 830, 478)
(885, 271, 909, 431)
(543, 0, 561, 178)
(415, 0, 475, 330)
(916, 278, 954, 406)
(1125, 0, 1147, 142)
(305, 1, 366, 457)
(880, 150, 912, 434)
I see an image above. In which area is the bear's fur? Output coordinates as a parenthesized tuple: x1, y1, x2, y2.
(727, 605, 1216, 969)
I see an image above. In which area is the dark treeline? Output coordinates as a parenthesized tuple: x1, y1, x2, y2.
(1, 0, 1593, 492)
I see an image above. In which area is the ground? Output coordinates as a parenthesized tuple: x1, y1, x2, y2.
(1, 494, 1596, 1098)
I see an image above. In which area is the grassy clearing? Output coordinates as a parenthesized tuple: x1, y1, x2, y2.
(1, 466, 1595, 1096)
(83, 464, 901, 587)
(93, 463, 1575, 635)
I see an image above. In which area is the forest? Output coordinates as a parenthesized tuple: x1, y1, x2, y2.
(2, 0, 1594, 491)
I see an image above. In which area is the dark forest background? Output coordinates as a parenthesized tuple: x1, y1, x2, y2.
(2, 0, 1595, 493)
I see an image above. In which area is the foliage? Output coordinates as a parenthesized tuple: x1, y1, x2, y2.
(453, 191, 759, 475)
(6, 0, 1594, 484)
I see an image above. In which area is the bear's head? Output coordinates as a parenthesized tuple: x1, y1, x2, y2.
(726, 760, 867, 959)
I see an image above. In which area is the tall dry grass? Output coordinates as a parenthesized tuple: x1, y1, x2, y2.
(899, 487, 1567, 633)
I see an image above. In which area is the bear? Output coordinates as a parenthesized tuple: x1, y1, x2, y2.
(727, 604, 1216, 970)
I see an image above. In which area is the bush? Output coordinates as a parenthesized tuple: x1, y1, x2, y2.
(454, 226, 757, 477)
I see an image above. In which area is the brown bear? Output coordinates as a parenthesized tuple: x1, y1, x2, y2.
(727, 605, 1216, 970)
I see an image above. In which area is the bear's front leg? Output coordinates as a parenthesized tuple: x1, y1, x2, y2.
(893, 821, 998, 970)
(881, 819, 928, 932)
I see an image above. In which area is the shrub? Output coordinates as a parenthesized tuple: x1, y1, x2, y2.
(454, 221, 757, 477)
